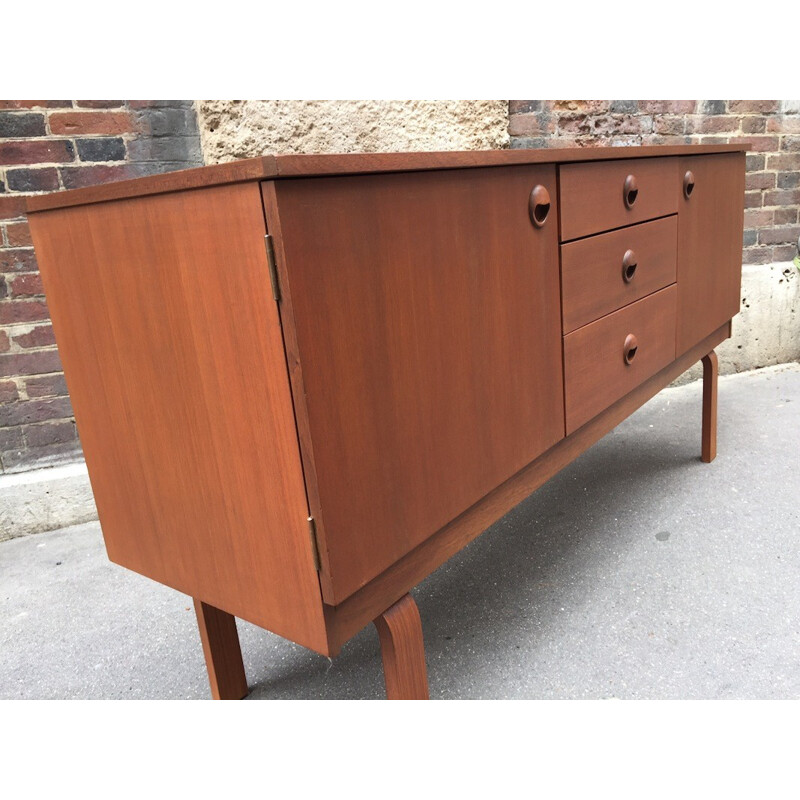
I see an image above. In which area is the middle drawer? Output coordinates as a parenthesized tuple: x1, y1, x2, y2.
(560, 215, 678, 334)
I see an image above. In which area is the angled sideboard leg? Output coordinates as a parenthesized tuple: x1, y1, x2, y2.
(701, 349, 718, 463)
(194, 599, 249, 700)
(373, 594, 430, 700)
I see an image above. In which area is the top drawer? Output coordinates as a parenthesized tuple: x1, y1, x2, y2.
(559, 157, 679, 241)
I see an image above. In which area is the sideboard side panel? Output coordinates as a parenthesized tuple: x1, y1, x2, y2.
(28, 183, 329, 653)
(676, 152, 746, 356)
(274, 166, 565, 603)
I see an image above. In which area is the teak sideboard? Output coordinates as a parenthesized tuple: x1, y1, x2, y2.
(26, 144, 747, 700)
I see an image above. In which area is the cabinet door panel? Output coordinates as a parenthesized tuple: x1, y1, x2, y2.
(271, 166, 564, 603)
(677, 153, 745, 355)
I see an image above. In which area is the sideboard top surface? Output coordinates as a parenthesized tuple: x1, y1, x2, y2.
(26, 143, 749, 213)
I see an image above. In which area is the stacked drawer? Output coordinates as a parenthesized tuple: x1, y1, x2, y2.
(558, 158, 681, 434)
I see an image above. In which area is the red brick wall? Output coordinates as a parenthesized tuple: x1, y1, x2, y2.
(508, 100, 800, 265)
(0, 101, 202, 473)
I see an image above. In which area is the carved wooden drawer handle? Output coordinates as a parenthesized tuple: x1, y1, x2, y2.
(529, 185, 551, 228)
(683, 170, 696, 199)
(623, 333, 639, 365)
(622, 249, 638, 283)
(623, 174, 639, 208)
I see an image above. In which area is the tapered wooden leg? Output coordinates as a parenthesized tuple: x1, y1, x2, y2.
(194, 599, 248, 700)
(373, 594, 429, 700)
(701, 349, 718, 463)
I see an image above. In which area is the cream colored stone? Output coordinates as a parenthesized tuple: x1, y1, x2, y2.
(197, 100, 509, 163)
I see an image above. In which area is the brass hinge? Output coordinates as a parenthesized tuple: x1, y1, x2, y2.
(307, 516, 321, 571)
(264, 234, 281, 302)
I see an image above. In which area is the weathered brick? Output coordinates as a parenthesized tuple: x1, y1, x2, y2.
(741, 117, 767, 134)
(638, 100, 696, 114)
(729, 100, 780, 114)
(508, 113, 553, 137)
(510, 137, 550, 150)
(59, 163, 143, 190)
(745, 136, 781, 152)
(745, 171, 775, 190)
(767, 117, 800, 133)
(0, 396, 72, 427)
(744, 208, 774, 227)
(773, 244, 799, 261)
(0, 101, 71, 110)
(76, 100, 124, 108)
(8, 273, 45, 298)
(767, 153, 800, 171)
(743, 229, 758, 246)
(777, 172, 800, 189)
(5, 167, 60, 192)
(594, 114, 652, 135)
(0, 378, 18, 402)
(0, 426, 23, 451)
(696, 116, 741, 134)
(0, 299, 49, 325)
(700, 100, 727, 115)
(0, 139, 74, 166)
(12, 323, 54, 347)
(552, 100, 610, 114)
(49, 111, 133, 136)
(763, 188, 800, 207)
(653, 116, 685, 135)
(775, 208, 799, 224)
(25, 373, 67, 398)
(0, 195, 27, 219)
(781, 136, 800, 152)
(744, 191, 763, 208)
(0, 248, 38, 273)
(126, 136, 202, 163)
(76, 137, 126, 162)
(0, 112, 47, 138)
(746, 154, 766, 171)
(0, 349, 62, 379)
(758, 225, 800, 245)
(0, 329, 9, 352)
(2, 438, 82, 471)
(0, 275, 6, 298)
(509, 101, 544, 114)
(5, 221, 32, 246)
(742, 246, 773, 264)
(23, 420, 76, 448)
(133, 107, 199, 137)
(127, 100, 194, 109)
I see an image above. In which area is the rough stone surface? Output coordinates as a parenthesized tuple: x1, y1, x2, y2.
(1, 365, 797, 699)
(0, 462, 97, 541)
(197, 100, 510, 162)
(672, 262, 800, 385)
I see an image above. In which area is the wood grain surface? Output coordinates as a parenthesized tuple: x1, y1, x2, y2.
(27, 144, 748, 212)
(323, 322, 730, 652)
(702, 350, 719, 463)
(559, 157, 680, 241)
(373, 594, 429, 700)
(676, 153, 746, 355)
(271, 166, 565, 603)
(194, 599, 249, 700)
(28, 183, 329, 653)
(560, 215, 678, 333)
(563, 285, 678, 433)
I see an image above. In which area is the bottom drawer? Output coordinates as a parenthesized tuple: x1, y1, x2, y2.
(564, 285, 677, 434)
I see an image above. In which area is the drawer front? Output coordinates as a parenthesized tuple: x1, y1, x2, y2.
(559, 157, 679, 241)
(561, 215, 678, 333)
(564, 285, 677, 434)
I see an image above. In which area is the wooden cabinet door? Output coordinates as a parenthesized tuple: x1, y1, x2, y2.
(267, 166, 564, 603)
(676, 152, 745, 355)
